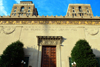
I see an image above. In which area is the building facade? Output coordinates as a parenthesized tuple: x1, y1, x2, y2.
(0, 1, 100, 67)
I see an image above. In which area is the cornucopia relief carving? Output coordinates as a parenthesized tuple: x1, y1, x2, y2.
(0, 26, 16, 34)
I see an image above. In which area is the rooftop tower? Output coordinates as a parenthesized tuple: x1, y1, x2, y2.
(66, 4, 93, 17)
(10, 1, 38, 16)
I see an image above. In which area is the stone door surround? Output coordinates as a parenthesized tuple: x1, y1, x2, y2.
(37, 36, 63, 67)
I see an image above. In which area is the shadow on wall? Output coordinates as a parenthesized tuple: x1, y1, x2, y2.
(93, 49, 100, 57)
(23, 46, 39, 67)
(23, 46, 56, 67)
(93, 49, 100, 67)
(61, 37, 67, 43)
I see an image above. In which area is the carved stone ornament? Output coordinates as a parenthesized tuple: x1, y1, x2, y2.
(85, 28, 99, 35)
(37, 36, 63, 46)
(1, 21, 100, 25)
(3, 26, 16, 34)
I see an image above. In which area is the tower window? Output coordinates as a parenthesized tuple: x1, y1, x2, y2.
(22, 13, 23, 16)
(19, 13, 21, 16)
(87, 10, 89, 13)
(15, 7, 17, 9)
(75, 14, 76, 16)
(72, 7, 74, 9)
(29, 7, 30, 9)
(79, 6, 81, 9)
(20, 6, 24, 12)
(72, 14, 74, 16)
(29, 13, 30, 15)
(79, 6, 82, 12)
(28, 10, 30, 12)
(79, 13, 81, 16)
(21, 6, 24, 9)
(73, 10, 75, 12)
(26, 13, 28, 16)
(33, 12, 36, 15)
(14, 10, 16, 12)
(14, 13, 16, 16)
(86, 7, 88, 9)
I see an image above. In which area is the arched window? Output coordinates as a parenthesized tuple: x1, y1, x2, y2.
(33, 12, 36, 15)
(19, 13, 21, 16)
(80, 13, 81, 16)
(28, 10, 30, 12)
(15, 7, 17, 9)
(14, 13, 16, 16)
(26, 13, 28, 16)
(72, 14, 74, 16)
(75, 14, 76, 16)
(73, 10, 75, 12)
(86, 7, 88, 9)
(20, 6, 24, 12)
(22, 13, 23, 16)
(79, 6, 82, 12)
(79, 6, 81, 9)
(14, 10, 16, 12)
(87, 10, 89, 13)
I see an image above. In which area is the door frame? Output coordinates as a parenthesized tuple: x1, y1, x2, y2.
(37, 36, 62, 67)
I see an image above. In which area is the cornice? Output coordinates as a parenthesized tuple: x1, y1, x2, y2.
(0, 15, 100, 25)
(0, 15, 100, 20)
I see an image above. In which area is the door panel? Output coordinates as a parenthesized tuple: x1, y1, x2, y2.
(41, 46, 56, 67)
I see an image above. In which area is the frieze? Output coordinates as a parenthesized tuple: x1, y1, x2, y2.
(0, 21, 100, 25)
(40, 40, 60, 45)
(22, 26, 79, 31)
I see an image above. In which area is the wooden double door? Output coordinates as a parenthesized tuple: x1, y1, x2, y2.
(41, 46, 56, 67)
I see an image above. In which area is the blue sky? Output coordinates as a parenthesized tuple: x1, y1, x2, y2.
(0, 0, 100, 16)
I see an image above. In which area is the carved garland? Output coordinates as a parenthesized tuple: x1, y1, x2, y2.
(0, 26, 16, 34)
(0, 21, 100, 25)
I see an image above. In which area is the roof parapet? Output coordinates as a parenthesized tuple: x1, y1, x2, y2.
(0, 15, 100, 19)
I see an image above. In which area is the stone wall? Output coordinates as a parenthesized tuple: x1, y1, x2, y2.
(0, 24, 100, 67)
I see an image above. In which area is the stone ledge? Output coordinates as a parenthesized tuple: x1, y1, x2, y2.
(0, 15, 100, 19)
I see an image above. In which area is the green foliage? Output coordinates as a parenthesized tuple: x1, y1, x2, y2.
(0, 40, 24, 67)
(71, 40, 98, 67)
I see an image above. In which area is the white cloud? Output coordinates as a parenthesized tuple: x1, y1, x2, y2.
(15, 0, 22, 3)
(0, 0, 7, 16)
